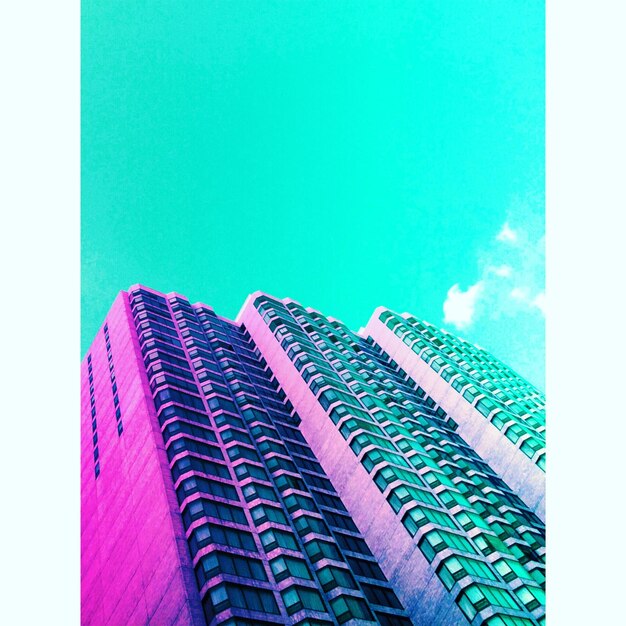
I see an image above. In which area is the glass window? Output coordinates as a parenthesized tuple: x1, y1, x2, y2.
(281, 586, 325, 615)
(514, 585, 545, 611)
(269, 556, 312, 582)
(456, 584, 521, 621)
(260, 528, 299, 552)
(316, 566, 357, 592)
(330, 596, 373, 624)
(250, 504, 288, 527)
(418, 529, 478, 562)
(304, 539, 342, 563)
(436, 555, 498, 591)
(493, 558, 535, 583)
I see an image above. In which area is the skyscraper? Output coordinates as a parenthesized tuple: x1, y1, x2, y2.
(364, 309, 545, 520)
(82, 285, 545, 626)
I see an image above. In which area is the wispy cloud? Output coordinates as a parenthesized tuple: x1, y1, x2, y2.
(441, 206, 545, 330)
(489, 264, 513, 278)
(531, 292, 546, 314)
(443, 282, 484, 329)
(496, 222, 518, 243)
(510, 287, 529, 301)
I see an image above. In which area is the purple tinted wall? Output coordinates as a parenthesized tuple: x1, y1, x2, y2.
(81, 292, 205, 626)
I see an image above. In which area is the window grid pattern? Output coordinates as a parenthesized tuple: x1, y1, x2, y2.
(129, 288, 283, 625)
(128, 287, 411, 626)
(103, 323, 123, 437)
(87, 353, 100, 478)
(253, 296, 545, 626)
(195, 307, 410, 626)
(377, 311, 545, 471)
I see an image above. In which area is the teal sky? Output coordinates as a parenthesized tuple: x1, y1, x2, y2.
(82, 1, 545, 388)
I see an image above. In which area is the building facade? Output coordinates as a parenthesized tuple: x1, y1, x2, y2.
(364, 309, 545, 520)
(82, 286, 545, 626)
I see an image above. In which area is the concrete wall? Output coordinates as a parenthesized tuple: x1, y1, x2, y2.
(81, 292, 205, 626)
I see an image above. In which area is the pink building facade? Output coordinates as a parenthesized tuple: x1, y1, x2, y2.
(81, 293, 205, 626)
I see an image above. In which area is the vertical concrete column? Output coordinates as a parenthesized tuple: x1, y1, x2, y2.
(81, 292, 205, 626)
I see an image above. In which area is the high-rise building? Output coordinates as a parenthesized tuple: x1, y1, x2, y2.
(364, 309, 545, 520)
(82, 285, 545, 626)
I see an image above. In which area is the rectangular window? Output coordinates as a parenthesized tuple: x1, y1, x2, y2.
(281, 586, 325, 615)
(269, 556, 312, 583)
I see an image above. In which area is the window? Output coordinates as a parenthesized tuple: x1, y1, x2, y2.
(281, 586, 325, 615)
(260, 528, 299, 552)
(361, 583, 403, 609)
(316, 566, 357, 592)
(182, 497, 247, 527)
(294, 515, 329, 538)
(311, 490, 347, 512)
(323, 511, 359, 533)
(270, 556, 312, 582)
(176, 475, 238, 503)
(330, 596, 373, 624)
(304, 539, 342, 563)
(189, 522, 257, 553)
(374, 465, 425, 492)
(493, 558, 535, 583)
(208, 583, 280, 616)
(418, 529, 477, 562)
(454, 511, 490, 532)
(362, 448, 411, 473)
(335, 533, 372, 556)
(162, 419, 217, 444)
(242, 482, 279, 503)
(171, 454, 230, 482)
(167, 436, 224, 462)
(402, 505, 457, 536)
(227, 444, 260, 463)
(250, 504, 288, 527)
(284, 493, 318, 514)
(472, 532, 509, 557)
(456, 584, 521, 622)
(196, 551, 267, 587)
(234, 462, 268, 482)
(436, 555, 498, 591)
(346, 556, 386, 581)
(514, 585, 545, 611)
(274, 473, 307, 493)
(375, 612, 413, 626)
(485, 615, 536, 626)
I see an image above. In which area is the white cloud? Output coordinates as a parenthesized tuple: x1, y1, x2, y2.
(496, 222, 518, 243)
(531, 292, 546, 315)
(489, 264, 513, 278)
(443, 282, 484, 329)
(510, 287, 529, 301)
(441, 206, 544, 332)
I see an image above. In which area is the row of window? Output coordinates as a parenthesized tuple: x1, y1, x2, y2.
(254, 296, 545, 624)
(131, 291, 373, 622)
(207, 312, 410, 619)
(104, 324, 123, 437)
(380, 311, 546, 467)
(86, 354, 100, 478)
(130, 289, 544, 625)
(199, 304, 412, 621)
